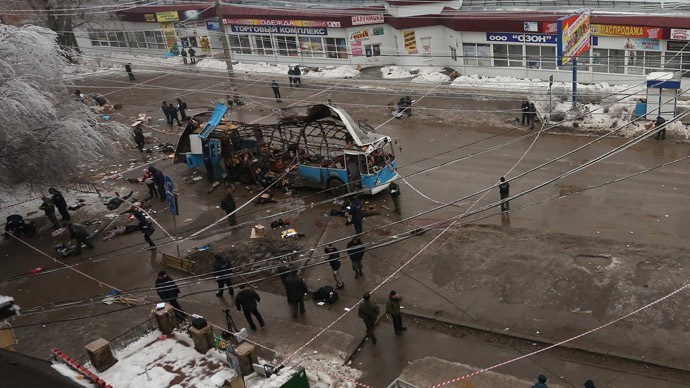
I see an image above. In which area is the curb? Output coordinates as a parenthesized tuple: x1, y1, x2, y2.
(401, 309, 690, 374)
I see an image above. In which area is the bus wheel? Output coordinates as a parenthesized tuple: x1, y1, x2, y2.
(327, 178, 348, 196)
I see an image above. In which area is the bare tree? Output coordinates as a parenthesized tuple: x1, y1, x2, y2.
(0, 24, 130, 188)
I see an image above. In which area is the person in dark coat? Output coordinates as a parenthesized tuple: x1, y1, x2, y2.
(583, 380, 595, 388)
(168, 103, 181, 127)
(213, 254, 234, 297)
(283, 271, 308, 318)
(40, 196, 60, 229)
(498, 176, 510, 212)
(293, 65, 301, 86)
(148, 166, 166, 201)
(176, 98, 188, 121)
(350, 196, 364, 234)
(49, 188, 70, 222)
(653, 115, 667, 140)
(396, 98, 406, 118)
(133, 124, 145, 152)
(131, 205, 156, 248)
(235, 284, 265, 330)
(220, 188, 238, 226)
(531, 374, 548, 388)
(324, 244, 344, 289)
(125, 63, 135, 80)
(529, 102, 538, 129)
(386, 290, 406, 334)
(288, 67, 295, 86)
(521, 100, 530, 125)
(188, 47, 196, 64)
(68, 223, 93, 255)
(162, 101, 171, 125)
(180, 48, 188, 64)
(155, 271, 185, 319)
(358, 292, 380, 343)
(388, 181, 401, 215)
(271, 80, 282, 102)
(346, 236, 365, 278)
(404, 96, 412, 117)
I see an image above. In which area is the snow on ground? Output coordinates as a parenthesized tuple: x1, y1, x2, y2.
(306, 65, 359, 79)
(50, 363, 94, 387)
(92, 331, 235, 388)
(197, 60, 359, 79)
(381, 66, 413, 79)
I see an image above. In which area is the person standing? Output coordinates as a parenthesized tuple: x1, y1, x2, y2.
(188, 47, 196, 64)
(293, 65, 302, 86)
(177, 98, 188, 121)
(288, 67, 295, 87)
(168, 103, 181, 127)
(180, 48, 188, 64)
(213, 254, 234, 297)
(583, 380, 595, 388)
(521, 100, 530, 125)
(39, 196, 60, 229)
(529, 102, 538, 130)
(386, 290, 406, 335)
(358, 292, 380, 344)
(324, 244, 344, 289)
(653, 115, 667, 140)
(68, 223, 93, 255)
(284, 271, 308, 318)
(220, 188, 238, 226)
(388, 181, 401, 215)
(350, 196, 364, 234)
(133, 124, 145, 152)
(235, 284, 265, 330)
(271, 80, 282, 102)
(131, 204, 156, 248)
(125, 63, 135, 80)
(404, 96, 412, 117)
(498, 177, 510, 212)
(141, 168, 158, 200)
(148, 166, 166, 201)
(49, 188, 70, 222)
(162, 101, 171, 126)
(396, 97, 406, 118)
(346, 236, 365, 279)
(531, 374, 548, 388)
(155, 271, 185, 319)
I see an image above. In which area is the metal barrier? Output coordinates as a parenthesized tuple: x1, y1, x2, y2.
(65, 182, 103, 200)
(75, 317, 159, 365)
(387, 378, 420, 388)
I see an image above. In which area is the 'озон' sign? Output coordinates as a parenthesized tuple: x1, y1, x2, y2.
(486, 33, 557, 44)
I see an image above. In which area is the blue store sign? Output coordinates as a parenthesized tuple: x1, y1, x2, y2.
(486, 33, 557, 44)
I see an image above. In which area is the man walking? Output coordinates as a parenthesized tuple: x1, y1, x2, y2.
(386, 290, 406, 335)
(155, 271, 185, 319)
(188, 47, 196, 64)
(148, 166, 166, 201)
(220, 188, 238, 226)
(168, 103, 181, 127)
(235, 284, 265, 330)
(346, 236, 365, 279)
(271, 80, 282, 102)
(358, 292, 380, 344)
(388, 181, 401, 215)
(324, 244, 344, 289)
(68, 223, 94, 255)
(125, 63, 135, 80)
(49, 188, 70, 222)
(284, 270, 308, 318)
(177, 98, 188, 121)
(350, 196, 364, 234)
(213, 254, 234, 297)
(39, 196, 60, 229)
(162, 101, 171, 126)
(531, 374, 548, 388)
(498, 177, 510, 212)
(521, 100, 530, 125)
(529, 102, 538, 129)
(131, 204, 156, 248)
(133, 124, 145, 152)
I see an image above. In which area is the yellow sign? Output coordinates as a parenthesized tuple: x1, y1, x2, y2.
(144, 13, 156, 22)
(199, 36, 211, 53)
(403, 30, 417, 54)
(161, 22, 177, 53)
(156, 11, 179, 22)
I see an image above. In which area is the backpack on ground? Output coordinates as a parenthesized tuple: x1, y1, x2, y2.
(312, 286, 338, 304)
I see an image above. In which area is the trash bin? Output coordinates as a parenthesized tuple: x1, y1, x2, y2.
(635, 99, 647, 118)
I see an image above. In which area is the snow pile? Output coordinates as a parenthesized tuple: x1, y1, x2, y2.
(0, 295, 19, 320)
(307, 66, 359, 78)
(235, 62, 291, 75)
(50, 363, 94, 387)
(195, 58, 226, 70)
(94, 331, 235, 388)
(412, 71, 450, 83)
(381, 66, 413, 79)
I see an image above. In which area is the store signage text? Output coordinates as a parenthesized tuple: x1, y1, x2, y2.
(591, 24, 661, 39)
(156, 11, 179, 22)
(349, 30, 370, 41)
(351, 15, 384, 26)
(229, 25, 328, 36)
(670, 29, 690, 40)
(486, 33, 557, 44)
(224, 19, 340, 28)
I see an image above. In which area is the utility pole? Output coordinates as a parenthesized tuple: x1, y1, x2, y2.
(215, 0, 241, 105)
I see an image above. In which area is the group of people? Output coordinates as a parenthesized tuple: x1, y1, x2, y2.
(179, 47, 197, 65)
(521, 100, 538, 129)
(161, 99, 188, 127)
(531, 374, 596, 388)
(395, 96, 413, 118)
(357, 290, 407, 344)
(288, 66, 302, 87)
(39, 188, 71, 229)
(141, 166, 167, 202)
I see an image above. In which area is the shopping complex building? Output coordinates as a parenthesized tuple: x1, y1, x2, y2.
(70, 0, 690, 84)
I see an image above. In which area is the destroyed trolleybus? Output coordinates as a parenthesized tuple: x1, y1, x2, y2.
(174, 104, 398, 195)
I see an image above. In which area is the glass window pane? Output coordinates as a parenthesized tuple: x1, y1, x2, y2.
(463, 44, 477, 66)
(526, 45, 540, 68)
(609, 49, 625, 73)
(477, 44, 491, 67)
(541, 46, 556, 69)
(592, 49, 608, 73)
(646, 52, 661, 74)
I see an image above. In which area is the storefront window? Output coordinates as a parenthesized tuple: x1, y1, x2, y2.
(181, 36, 198, 48)
(324, 38, 348, 59)
(299, 37, 324, 57)
(275, 36, 298, 56)
(508, 45, 523, 67)
(493, 44, 508, 67)
(229, 34, 251, 54)
(592, 48, 608, 73)
(609, 49, 625, 74)
(364, 44, 381, 57)
(254, 35, 273, 55)
(645, 52, 662, 74)
(463, 43, 490, 66)
(421, 37, 431, 57)
(541, 46, 557, 69)
(450, 47, 457, 62)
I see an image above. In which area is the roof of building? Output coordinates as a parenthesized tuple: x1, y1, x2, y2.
(0, 348, 83, 388)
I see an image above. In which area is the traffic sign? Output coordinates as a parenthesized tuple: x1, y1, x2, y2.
(165, 175, 174, 193)
(167, 192, 178, 216)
